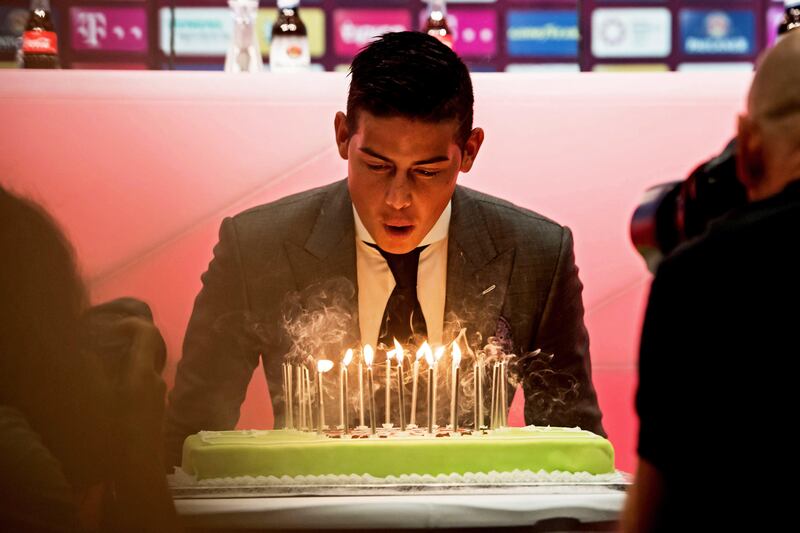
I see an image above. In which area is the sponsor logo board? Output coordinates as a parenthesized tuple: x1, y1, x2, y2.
(70, 7, 148, 52)
(591, 8, 671, 58)
(333, 9, 411, 57)
(507, 10, 579, 57)
(505, 62, 579, 72)
(0, 7, 29, 56)
(159, 8, 230, 56)
(677, 62, 753, 71)
(593, 63, 669, 72)
(679, 9, 754, 56)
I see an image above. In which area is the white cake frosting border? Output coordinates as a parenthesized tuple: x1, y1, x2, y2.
(169, 468, 626, 488)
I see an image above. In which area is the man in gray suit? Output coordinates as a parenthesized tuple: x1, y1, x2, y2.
(165, 31, 605, 466)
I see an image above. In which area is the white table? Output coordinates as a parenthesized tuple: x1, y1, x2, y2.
(175, 484, 627, 531)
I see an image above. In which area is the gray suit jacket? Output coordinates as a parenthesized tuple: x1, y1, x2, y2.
(165, 179, 605, 466)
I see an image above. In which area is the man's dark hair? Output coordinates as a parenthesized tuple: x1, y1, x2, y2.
(347, 31, 474, 148)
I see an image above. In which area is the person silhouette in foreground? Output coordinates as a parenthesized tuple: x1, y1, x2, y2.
(622, 30, 800, 532)
(0, 186, 179, 531)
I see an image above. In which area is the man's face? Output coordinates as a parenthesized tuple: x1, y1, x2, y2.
(335, 111, 483, 254)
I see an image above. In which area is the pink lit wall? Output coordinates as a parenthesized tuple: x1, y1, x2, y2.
(0, 70, 752, 473)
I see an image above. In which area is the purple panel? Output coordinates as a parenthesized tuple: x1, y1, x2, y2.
(766, 5, 786, 48)
(70, 7, 148, 53)
(332, 9, 411, 58)
(450, 9, 499, 57)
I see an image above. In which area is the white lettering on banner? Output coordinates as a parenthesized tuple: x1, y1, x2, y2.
(339, 21, 406, 45)
(685, 37, 748, 54)
(508, 24, 579, 41)
(25, 37, 52, 50)
(76, 12, 108, 47)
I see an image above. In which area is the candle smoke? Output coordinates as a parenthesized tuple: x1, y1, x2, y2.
(278, 279, 581, 429)
(281, 277, 358, 366)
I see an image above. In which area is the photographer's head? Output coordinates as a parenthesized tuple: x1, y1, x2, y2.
(737, 30, 800, 202)
(0, 186, 108, 485)
(335, 31, 484, 254)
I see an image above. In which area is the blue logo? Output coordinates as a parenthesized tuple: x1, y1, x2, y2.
(507, 10, 578, 57)
(680, 9, 754, 56)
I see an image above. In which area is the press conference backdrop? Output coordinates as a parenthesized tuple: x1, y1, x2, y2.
(0, 69, 753, 472)
(0, 0, 786, 71)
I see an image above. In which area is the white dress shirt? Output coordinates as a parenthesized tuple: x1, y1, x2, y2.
(353, 203, 450, 348)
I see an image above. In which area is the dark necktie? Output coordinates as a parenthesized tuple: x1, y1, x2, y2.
(368, 243, 428, 346)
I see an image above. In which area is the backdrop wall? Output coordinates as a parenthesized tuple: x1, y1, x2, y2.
(0, 70, 752, 472)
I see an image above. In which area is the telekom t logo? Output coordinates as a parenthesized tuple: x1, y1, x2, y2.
(76, 12, 107, 48)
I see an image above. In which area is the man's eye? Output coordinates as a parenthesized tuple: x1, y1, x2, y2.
(367, 163, 390, 172)
(415, 169, 440, 178)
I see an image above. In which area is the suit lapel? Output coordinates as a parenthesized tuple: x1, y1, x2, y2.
(445, 187, 515, 347)
(284, 180, 358, 294)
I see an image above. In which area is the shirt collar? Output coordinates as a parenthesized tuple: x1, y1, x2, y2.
(353, 201, 452, 247)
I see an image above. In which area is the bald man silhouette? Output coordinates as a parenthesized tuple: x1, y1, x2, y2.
(622, 31, 800, 532)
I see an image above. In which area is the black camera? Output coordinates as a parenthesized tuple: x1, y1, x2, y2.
(630, 139, 747, 273)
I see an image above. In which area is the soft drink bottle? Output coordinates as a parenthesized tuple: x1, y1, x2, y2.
(20, 0, 59, 69)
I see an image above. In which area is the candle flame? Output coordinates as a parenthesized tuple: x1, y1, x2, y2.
(342, 348, 354, 367)
(317, 359, 334, 373)
(452, 342, 462, 368)
(363, 344, 374, 367)
(424, 349, 434, 367)
(434, 345, 446, 362)
(416, 341, 431, 361)
(393, 339, 404, 365)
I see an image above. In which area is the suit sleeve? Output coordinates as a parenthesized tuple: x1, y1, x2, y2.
(523, 226, 606, 437)
(164, 217, 262, 467)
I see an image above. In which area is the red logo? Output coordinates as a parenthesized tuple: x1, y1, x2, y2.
(22, 30, 58, 54)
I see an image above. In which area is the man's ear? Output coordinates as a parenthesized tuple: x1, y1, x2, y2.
(334, 111, 350, 160)
(736, 113, 765, 195)
(460, 127, 484, 172)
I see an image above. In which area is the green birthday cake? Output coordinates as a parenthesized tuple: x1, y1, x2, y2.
(178, 426, 615, 485)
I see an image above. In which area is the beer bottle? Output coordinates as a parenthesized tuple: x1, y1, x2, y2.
(423, 1, 453, 49)
(777, 0, 800, 40)
(269, 0, 310, 72)
(20, 0, 59, 69)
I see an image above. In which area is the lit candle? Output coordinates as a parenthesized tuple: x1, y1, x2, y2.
(317, 359, 334, 433)
(286, 363, 295, 429)
(450, 342, 462, 432)
(297, 364, 305, 429)
(500, 360, 508, 427)
(410, 342, 430, 427)
(393, 339, 406, 430)
(473, 362, 479, 430)
(358, 360, 365, 427)
(433, 346, 445, 429)
(364, 344, 377, 435)
(340, 349, 353, 433)
(478, 361, 484, 429)
(425, 348, 435, 434)
(385, 342, 394, 427)
(304, 366, 312, 430)
(490, 362, 498, 429)
(282, 363, 288, 429)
